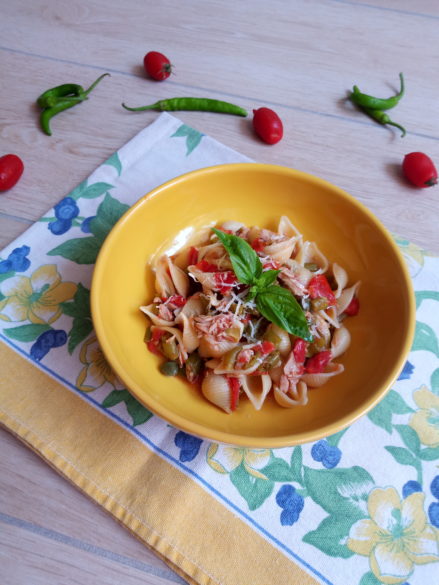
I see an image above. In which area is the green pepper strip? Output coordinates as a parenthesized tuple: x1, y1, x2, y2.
(122, 97, 248, 117)
(350, 73, 404, 111)
(363, 107, 406, 137)
(38, 73, 110, 136)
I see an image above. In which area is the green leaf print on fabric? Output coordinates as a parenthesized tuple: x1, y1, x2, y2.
(367, 389, 414, 433)
(61, 283, 93, 354)
(415, 290, 439, 309)
(394, 424, 421, 455)
(431, 368, 439, 395)
(359, 571, 383, 585)
(3, 323, 52, 342)
(384, 446, 422, 483)
(230, 462, 275, 511)
(261, 457, 295, 482)
(412, 321, 439, 356)
(69, 180, 114, 200)
(290, 447, 304, 484)
(303, 514, 355, 558)
(102, 389, 153, 427)
(48, 194, 129, 264)
(104, 152, 122, 176)
(303, 466, 373, 519)
(171, 124, 204, 155)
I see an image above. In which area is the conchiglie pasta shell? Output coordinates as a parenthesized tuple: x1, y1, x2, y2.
(167, 257, 190, 297)
(330, 326, 351, 359)
(239, 374, 272, 411)
(201, 373, 232, 413)
(267, 323, 291, 356)
(278, 215, 302, 239)
(187, 267, 217, 293)
(274, 380, 308, 407)
(178, 313, 200, 353)
(318, 306, 340, 329)
(140, 304, 176, 327)
(332, 263, 348, 298)
(220, 221, 245, 233)
(198, 337, 240, 359)
(155, 256, 175, 298)
(263, 237, 297, 264)
(176, 293, 206, 321)
(337, 281, 361, 315)
(301, 362, 344, 388)
(295, 241, 329, 273)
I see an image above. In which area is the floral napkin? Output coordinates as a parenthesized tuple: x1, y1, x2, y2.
(1, 112, 439, 585)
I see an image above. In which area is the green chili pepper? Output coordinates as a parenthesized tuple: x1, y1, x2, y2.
(37, 84, 85, 109)
(363, 107, 406, 137)
(37, 73, 110, 136)
(350, 73, 404, 111)
(122, 97, 248, 117)
(40, 99, 85, 136)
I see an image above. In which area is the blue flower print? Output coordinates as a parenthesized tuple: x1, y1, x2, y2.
(174, 431, 202, 462)
(397, 360, 414, 381)
(276, 485, 304, 526)
(54, 197, 79, 221)
(402, 480, 422, 499)
(311, 440, 341, 469)
(48, 197, 80, 235)
(0, 245, 30, 274)
(430, 475, 439, 499)
(81, 216, 96, 233)
(30, 329, 67, 361)
(428, 502, 439, 528)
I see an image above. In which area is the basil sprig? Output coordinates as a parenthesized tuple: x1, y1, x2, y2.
(213, 228, 313, 341)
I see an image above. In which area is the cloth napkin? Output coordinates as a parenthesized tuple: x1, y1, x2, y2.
(1, 112, 439, 585)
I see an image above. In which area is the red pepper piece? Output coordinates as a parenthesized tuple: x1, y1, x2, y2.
(188, 246, 199, 265)
(308, 274, 336, 305)
(344, 296, 360, 316)
(292, 338, 307, 364)
(227, 376, 240, 411)
(305, 350, 332, 374)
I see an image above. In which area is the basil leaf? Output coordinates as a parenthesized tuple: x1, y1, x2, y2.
(213, 228, 262, 284)
(256, 285, 313, 341)
(256, 269, 280, 290)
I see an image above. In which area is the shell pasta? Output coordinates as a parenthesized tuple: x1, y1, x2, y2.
(141, 217, 360, 414)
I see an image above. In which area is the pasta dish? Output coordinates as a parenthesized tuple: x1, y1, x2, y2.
(141, 216, 360, 413)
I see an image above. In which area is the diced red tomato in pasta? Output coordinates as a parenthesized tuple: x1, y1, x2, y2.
(262, 260, 280, 270)
(257, 340, 276, 355)
(227, 376, 240, 411)
(195, 259, 218, 272)
(251, 237, 266, 252)
(305, 350, 332, 374)
(292, 338, 307, 364)
(308, 274, 336, 305)
(214, 271, 237, 294)
(147, 328, 165, 355)
(344, 296, 360, 316)
(167, 295, 187, 307)
(188, 246, 199, 265)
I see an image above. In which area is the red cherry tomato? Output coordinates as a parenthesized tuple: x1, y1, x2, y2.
(252, 107, 283, 145)
(143, 51, 172, 81)
(0, 154, 24, 192)
(402, 152, 438, 188)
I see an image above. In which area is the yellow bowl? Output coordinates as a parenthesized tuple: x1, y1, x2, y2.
(91, 163, 415, 448)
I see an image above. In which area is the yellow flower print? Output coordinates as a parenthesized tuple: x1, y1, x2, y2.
(207, 444, 271, 479)
(347, 487, 439, 584)
(76, 336, 120, 392)
(409, 386, 439, 448)
(0, 264, 76, 324)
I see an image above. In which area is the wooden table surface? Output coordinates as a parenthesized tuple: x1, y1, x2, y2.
(1, 1, 439, 583)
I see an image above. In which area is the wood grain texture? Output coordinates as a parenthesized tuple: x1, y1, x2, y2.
(1, 1, 438, 583)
